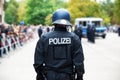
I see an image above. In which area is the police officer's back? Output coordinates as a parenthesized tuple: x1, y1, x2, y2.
(87, 24, 95, 43)
(90, 24, 95, 43)
(34, 9, 85, 80)
(118, 27, 120, 36)
(38, 26, 43, 38)
(87, 24, 91, 41)
(74, 25, 82, 41)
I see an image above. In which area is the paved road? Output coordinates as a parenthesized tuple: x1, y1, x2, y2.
(83, 33, 120, 80)
(0, 32, 120, 80)
(0, 39, 37, 80)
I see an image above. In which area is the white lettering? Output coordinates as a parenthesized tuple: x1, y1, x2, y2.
(53, 38, 57, 44)
(49, 38, 71, 45)
(49, 38, 53, 44)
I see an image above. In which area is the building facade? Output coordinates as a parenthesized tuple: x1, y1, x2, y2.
(0, 0, 4, 23)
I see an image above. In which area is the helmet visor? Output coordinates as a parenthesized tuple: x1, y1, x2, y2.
(52, 19, 71, 26)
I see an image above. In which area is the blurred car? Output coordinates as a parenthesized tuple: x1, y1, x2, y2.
(75, 17, 107, 39)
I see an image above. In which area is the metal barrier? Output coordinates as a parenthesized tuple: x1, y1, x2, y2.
(0, 30, 35, 58)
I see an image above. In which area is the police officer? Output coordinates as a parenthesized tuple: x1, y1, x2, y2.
(87, 24, 91, 42)
(33, 9, 85, 80)
(74, 25, 82, 41)
(38, 25, 43, 38)
(90, 24, 95, 43)
(87, 24, 95, 43)
(118, 27, 120, 36)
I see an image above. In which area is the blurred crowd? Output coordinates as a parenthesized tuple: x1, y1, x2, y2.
(1, 23, 119, 57)
(106, 25, 119, 33)
(0, 23, 35, 57)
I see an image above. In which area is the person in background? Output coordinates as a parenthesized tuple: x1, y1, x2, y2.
(38, 26, 43, 38)
(118, 27, 120, 36)
(0, 27, 3, 57)
(74, 25, 82, 41)
(87, 24, 95, 43)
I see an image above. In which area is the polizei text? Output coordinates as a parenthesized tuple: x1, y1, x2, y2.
(49, 38, 71, 45)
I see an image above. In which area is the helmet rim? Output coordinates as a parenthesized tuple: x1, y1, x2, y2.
(52, 19, 71, 26)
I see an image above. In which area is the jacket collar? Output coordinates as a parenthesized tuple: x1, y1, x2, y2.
(54, 27, 67, 31)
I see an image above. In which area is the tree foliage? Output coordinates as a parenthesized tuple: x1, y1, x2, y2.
(4, 0, 118, 26)
(25, 0, 66, 25)
(17, 0, 26, 23)
(114, 0, 120, 25)
(4, 0, 19, 24)
(100, 0, 114, 25)
(25, 0, 51, 25)
(45, 14, 52, 26)
(67, 0, 101, 24)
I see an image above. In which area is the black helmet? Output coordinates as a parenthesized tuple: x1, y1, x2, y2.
(52, 9, 71, 26)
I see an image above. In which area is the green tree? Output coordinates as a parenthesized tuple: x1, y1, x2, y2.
(51, 0, 66, 11)
(67, 0, 101, 24)
(17, 0, 26, 23)
(100, 0, 114, 25)
(4, 0, 19, 24)
(45, 14, 52, 25)
(85, 2, 101, 17)
(25, 0, 66, 25)
(114, 0, 120, 25)
(44, 0, 66, 25)
(25, 0, 53, 25)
